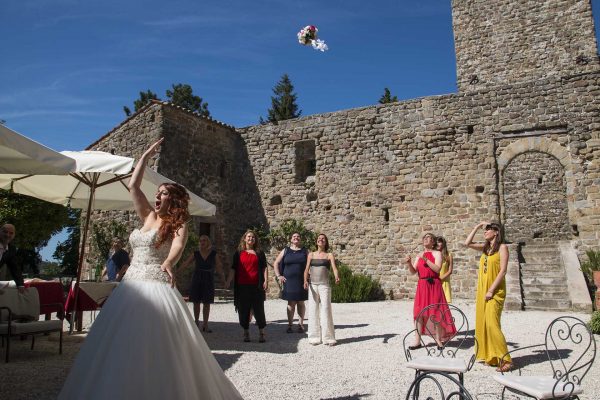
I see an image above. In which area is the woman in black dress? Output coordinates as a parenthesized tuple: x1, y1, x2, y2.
(182, 235, 225, 332)
(273, 232, 309, 333)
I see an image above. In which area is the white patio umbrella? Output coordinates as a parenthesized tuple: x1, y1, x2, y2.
(0, 125, 75, 175)
(0, 150, 215, 332)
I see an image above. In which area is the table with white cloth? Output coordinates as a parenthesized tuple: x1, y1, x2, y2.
(64, 281, 118, 331)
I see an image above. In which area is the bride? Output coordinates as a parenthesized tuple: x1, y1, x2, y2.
(59, 139, 243, 399)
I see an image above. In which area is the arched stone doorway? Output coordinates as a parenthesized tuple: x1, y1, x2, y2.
(502, 151, 571, 243)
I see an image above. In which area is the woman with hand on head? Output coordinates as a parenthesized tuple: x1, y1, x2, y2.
(59, 138, 243, 400)
(405, 232, 456, 350)
(226, 230, 268, 343)
(464, 221, 512, 372)
(273, 232, 309, 333)
(303, 233, 339, 346)
(182, 235, 225, 332)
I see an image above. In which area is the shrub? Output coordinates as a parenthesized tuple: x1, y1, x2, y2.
(330, 263, 384, 303)
(265, 219, 317, 251)
(580, 249, 600, 282)
(589, 311, 600, 335)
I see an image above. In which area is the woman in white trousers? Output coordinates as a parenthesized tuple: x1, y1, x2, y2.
(303, 233, 340, 345)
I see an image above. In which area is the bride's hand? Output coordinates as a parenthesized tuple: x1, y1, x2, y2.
(142, 138, 164, 159)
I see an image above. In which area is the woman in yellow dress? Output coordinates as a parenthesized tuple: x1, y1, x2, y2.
(464, 221, 512, 372)
(436, 236, 453, 303)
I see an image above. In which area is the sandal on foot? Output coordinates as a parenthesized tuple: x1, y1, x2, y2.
(243, 331, 250, 342)
(297, 324, 305, 333)
(259, 333, 266, 343)
(496, 362, 513, 373)
(202, 326, 213, 333)
(286, 326, 293, 333)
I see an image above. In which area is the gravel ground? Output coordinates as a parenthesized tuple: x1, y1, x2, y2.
(1, 299, 598, 399)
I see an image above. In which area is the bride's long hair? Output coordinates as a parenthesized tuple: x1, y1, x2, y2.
(156, 182, 190, 248)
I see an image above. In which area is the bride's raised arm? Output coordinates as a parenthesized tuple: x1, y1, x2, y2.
(128, 138, 164, 223)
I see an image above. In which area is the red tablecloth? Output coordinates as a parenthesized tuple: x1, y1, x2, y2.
(24, 280, 64, 315)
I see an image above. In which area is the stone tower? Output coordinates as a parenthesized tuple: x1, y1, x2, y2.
(452, 0, 599, 91)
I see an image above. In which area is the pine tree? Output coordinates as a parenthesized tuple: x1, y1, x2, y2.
(123, 90, 159, 116)
(263, 74, 301, 123)
(378, 88, 398, 104)
(166, 83, 210, 117)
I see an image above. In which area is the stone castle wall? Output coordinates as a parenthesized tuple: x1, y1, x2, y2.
(238, 71, 600, 299)
(452, 0, 599, 92)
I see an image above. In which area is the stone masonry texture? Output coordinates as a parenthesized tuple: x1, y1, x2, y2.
(86, 0, 600, 300)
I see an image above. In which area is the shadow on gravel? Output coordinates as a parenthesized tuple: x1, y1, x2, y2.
(334, 323, 369, 330)
(320, 394, 372, 400)
(212, 352, 244, 371)
(201, 321, 305, 354)
(336, 333, 397, 345)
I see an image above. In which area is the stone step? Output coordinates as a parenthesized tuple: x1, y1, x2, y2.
(520, 262, 563, 271)
(520, 254, 561, 264)
(523, 284, 569, 293)
(523, 298, 572, 310)
(519, 244, 561, 252)
(524, 291, 570, 300)
(521, 276, 567, 285)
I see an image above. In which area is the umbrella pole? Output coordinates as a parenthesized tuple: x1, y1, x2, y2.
(69, 176, 97, 334)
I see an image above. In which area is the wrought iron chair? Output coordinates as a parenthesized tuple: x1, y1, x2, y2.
(403, 303, 478, 390)
(0, 287, 64, 362)
(493, 316, 596, 400)
(405, 371, 474, 400)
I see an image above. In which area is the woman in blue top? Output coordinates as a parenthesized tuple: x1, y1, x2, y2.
(182, 235, 225, 332)
(273, 232, 309, 333)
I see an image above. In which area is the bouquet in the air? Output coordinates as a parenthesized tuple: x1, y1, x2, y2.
(297, 25, 329, 52)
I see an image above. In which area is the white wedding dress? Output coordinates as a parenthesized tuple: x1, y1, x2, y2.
(59, 229, 243, 400)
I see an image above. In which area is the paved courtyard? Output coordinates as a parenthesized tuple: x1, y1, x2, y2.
(0, 299, 598, 399)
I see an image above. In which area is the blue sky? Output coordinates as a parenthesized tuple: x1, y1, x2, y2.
(1, 0, 599, 260)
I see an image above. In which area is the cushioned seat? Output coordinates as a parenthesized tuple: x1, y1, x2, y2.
(0, 287, 63, 362)
(405, 355, 469, 373)
(494, 375, 583, 400)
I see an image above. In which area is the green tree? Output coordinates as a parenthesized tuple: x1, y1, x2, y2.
(166, 83, 210, 117)
(123, 90, 159, 116)
(378, 87, 398, 104)
(262, 74, 301, 123)
(266, 219, 317, 251)
(0, 119, 6, 125)
(52, 208, 81, 275)
(0, 190, 71, 250)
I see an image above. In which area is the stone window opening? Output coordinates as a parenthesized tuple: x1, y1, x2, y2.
(467, 125, 474, 135)
(339, 243, 346, 251)
(537, 176, 543, 184)
(270, 195, 282, 206)
(572, 225, 579, 236)
(294, 140, 316, 183)
(219, 161, 229, 179)
(399, 195, 406, 202)
(365, 201, 372, 207)
(324, 204, 332, 211)
(475, 186, 484, 193)
(447, 189, 454, 195)
(382, 207, 390, 222)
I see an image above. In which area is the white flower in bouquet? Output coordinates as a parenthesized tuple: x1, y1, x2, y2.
(297, 25, 328, 51)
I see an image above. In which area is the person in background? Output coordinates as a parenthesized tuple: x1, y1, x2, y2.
(226, 230, 268, 343)
(303, 233, 339, 346)
(0, 223, 25, 293)
(436, 236, 453, 303)
(273, 232, 309, 333)
(404, 233, 456, 350)
(181, 235, 225, 332)
(464, 221, 512, 372)
(101, 238, 130, 282)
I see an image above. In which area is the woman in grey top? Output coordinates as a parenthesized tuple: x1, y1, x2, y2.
(303, 233, 340, 345)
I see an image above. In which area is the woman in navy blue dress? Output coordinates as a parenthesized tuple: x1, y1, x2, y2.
(182, 235, 225, 332)
(273, 232, 309, 333)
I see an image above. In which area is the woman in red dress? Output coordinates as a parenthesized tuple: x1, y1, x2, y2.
(404, 233, 456, 349)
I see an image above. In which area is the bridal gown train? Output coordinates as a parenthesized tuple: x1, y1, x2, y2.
(59, 229, 243, 400)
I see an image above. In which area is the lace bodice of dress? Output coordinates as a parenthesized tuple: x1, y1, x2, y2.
(123, 229, 172, 284)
